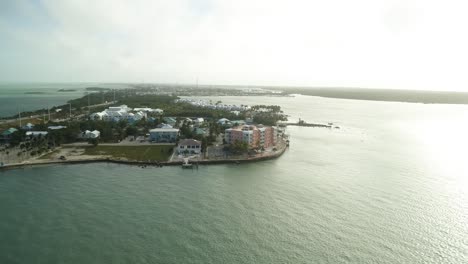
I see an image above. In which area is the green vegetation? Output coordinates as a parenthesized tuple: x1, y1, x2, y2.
(82, 145, 173, 161)
(38, 149, 60, 160)
(251, 105, 287, 126)
(86, 87, 111, 91)
(225, 141, 249, 154)
(58, 89, 77, 92)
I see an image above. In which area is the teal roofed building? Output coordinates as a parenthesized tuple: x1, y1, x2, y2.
(194, 128, 207, 136)
(1, 128, 19, 143)
(163, 117, 177, 127)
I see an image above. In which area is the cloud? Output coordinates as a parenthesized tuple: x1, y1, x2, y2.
(1, 0, 468, 91)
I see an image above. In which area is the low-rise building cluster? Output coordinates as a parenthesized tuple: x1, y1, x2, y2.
(90, 105, 163, 122)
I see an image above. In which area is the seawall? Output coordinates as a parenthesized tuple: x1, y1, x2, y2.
(0, 144, 288, 171)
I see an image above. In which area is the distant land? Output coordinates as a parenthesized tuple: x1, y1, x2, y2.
(272, 87, 468, 105)
(24, 91, 47, 94)
(86, 87, 111, 91)
(58, 88, 77, 92)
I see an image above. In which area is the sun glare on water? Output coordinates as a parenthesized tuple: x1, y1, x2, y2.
(414, 116, 468, 190)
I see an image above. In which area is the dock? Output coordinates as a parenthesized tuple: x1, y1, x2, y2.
(278, 120, 339, 129)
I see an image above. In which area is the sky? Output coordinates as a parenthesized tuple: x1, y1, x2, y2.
(1, 0, 468, 91)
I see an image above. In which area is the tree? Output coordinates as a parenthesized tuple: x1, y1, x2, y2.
(88, 138, 99, 146)
(126, 126, 138, 136)
(179, 122, 193, 139)
(229, 141, 249, 154)
(9, 131, 24, 147)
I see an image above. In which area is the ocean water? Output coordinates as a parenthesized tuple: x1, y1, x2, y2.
(1, 95, 467, 263)
(0, 83, 129, 118)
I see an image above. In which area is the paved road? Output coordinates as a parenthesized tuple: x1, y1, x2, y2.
(63, 141, 175, 147)
(0, 101, 117, 124)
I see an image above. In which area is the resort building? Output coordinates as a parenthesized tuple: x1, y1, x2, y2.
(90, 105, 147, 122)
(149, 128, 179, 143)
(177, 139, 202, 154)
(225, 125, 276, 148)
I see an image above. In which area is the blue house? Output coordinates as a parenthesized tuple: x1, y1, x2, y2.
(149, 128, 179, 143)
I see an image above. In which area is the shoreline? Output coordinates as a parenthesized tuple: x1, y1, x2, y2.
(0, 143, 288, 172)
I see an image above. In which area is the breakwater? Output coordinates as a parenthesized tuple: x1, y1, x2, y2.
(279, 121, 338, 128)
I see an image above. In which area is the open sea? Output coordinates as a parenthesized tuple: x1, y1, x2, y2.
(1, 87, 468, 263)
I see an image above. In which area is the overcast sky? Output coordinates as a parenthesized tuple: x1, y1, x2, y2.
(1, 0, 467, 91)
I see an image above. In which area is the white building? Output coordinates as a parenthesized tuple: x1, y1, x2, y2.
(178, 139, 202, 154)
(153, 108, 164, 114)
(25, 131, 48, 137)
(193, 118, 204, 126)
(48, 126, 67, 130)
(108, 105, 132, 112)
(133, 108, 164, 114)
(90, 105, 147, 122)
(217, 118, 231, 125)
(81, 130, 100, 139)
(22, 123, 34, 130)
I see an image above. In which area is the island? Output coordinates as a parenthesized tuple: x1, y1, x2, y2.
(0, 86, 292, 170)
(58, 88, 77, 92)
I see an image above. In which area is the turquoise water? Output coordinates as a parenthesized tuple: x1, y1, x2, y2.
(1, 95, 468, 263)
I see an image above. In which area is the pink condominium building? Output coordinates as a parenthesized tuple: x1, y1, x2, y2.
(225, 125, 277, 148)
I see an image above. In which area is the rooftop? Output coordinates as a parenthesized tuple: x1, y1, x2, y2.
(149, 128, 179, 133)
(1, 128, 18, 136)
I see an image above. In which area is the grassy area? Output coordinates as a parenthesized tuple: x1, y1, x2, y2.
(38, 149, 60, 160)
(0, 117, 45, 130)
(83, 145, 174, 161)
